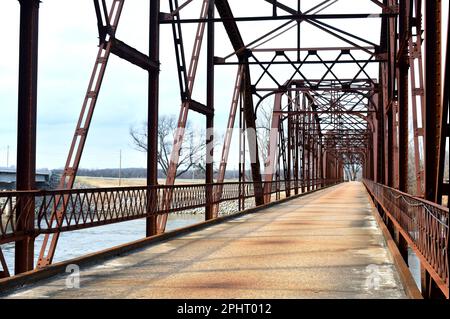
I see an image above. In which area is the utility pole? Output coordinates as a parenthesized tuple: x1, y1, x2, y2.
(6, 145, 9, 168)
(119, 149, 122, 186)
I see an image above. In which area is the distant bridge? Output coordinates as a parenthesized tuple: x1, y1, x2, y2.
(0, 169, 51, 190)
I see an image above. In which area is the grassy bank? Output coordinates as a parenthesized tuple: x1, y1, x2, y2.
(74, 176, 239, 188)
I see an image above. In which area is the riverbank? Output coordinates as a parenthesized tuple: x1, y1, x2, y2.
(74, 176, 240, 188)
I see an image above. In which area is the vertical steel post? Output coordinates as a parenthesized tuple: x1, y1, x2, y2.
(205, 0, 215, 220)
(319, 144, 323, 187)
(377, 95, 385, 184)
(312, 125, 315, 189)
(397, 232, 409, 264)
(294, 88, 299, 194)
(301, 95, 306, 193)
(287, 93, 292, 197)
(296, 0, 301, 61)
(315, 140, 319, 188)
(386, 106, 394, 186)
(398, 0, 410, 192)
(377, 6, 388, 185)
(239, 94, 245, 211)
(15, 0, 40, 275)
(437, 14, 449, 206)
(421, 0, 444, 299)
(424, 0, 442, 202)
(385, 0, 396, 187)
(146, 0, 160, 237)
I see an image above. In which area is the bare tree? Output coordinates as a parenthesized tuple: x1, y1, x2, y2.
(194, 156, 219, 177)
(191, 131, 223, 177)
(256, 100, 273, 163)
(344, 164, 361, 181)
(130, 115, 206, 178)
(407, 137, 419, 194)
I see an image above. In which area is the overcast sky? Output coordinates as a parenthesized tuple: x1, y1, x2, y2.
(0, 0, 447, 170)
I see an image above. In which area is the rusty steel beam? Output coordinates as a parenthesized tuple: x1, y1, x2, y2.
(263, 93, 283, 202)
(287, 92, 293, 195)
(158, 13, 397, 24)
(0, 247, 10, 278)
(376, 5, 388, 185)
(408, 0, 426, 196)
(110, 38, 159, 71)
(146, 0, 160, 237)
(437, 13, 449, 207)
(397, 0, 410, 192)
(424, 0, 442, 203)
(380, 0, 396, 188)
(15, 0, 40, 275)
(294, 87, 300, 193)
(216, 59, 384, 65)
(205, 0, 215, 220)
(187, 99, 214, 116)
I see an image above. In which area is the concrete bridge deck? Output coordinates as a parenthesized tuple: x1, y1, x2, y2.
(3, 182, 409, 299)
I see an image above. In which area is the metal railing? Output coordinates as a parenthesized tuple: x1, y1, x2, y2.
(363, 179, 449, 294)
(0, 179, 340, 245)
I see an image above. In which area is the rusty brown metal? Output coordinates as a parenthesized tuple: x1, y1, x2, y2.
(408, 0, 426, 196)
(0, 247, 9, 278)
(15, 0, 40, 275)
(205, 0, 215, 221)
(364, 179, 449, 298)
(424, 0, 442, 203)
(437, 13, 449, 207)
(263, 93, 282, 203)
(397, 0, 410, 193)
(146, 0, 161, 237)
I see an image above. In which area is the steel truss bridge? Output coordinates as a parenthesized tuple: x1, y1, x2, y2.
(0, 0, 449, 299)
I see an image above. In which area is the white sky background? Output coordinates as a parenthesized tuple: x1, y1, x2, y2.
(0, 0, 447, 171)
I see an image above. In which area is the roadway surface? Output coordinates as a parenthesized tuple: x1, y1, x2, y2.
(4, 182, 407, 298)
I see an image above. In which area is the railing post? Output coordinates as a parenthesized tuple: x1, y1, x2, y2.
(205, 184, 214, 220)
(420, 268, 444, 299)
(395, 230, 409, 265)
(15, 0, 40, 274)
(0, 247, 10, 278)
